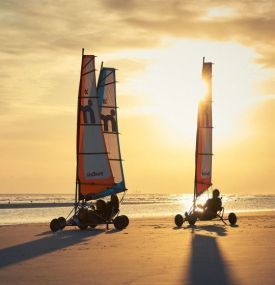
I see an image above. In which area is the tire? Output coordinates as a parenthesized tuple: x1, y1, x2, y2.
(113, 215, 129, 230)
(175, 214, 184, 227)
(58, 217, 66, 229)
(188, 214, 197, 226)
(50, 218, 60, 232)
(120, 215, 129, 228)
(228, 212, 237, 225)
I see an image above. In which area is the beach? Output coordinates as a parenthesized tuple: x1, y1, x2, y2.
(0, 211, 274, 285)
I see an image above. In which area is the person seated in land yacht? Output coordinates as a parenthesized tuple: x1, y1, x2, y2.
(196, 189, 222, 220)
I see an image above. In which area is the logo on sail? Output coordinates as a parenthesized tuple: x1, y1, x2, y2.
(101, 109, 117, 132)
(80, 99, 95, 124)
(87, 171, 104, 177)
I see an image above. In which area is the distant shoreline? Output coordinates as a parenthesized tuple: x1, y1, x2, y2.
(0, 203, 73, 209)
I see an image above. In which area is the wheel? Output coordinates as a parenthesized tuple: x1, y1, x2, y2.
(228, 212, 237, 225)
(78, 225, 88, 230)
(50, 218, 60, 232)
(58, 217, 66, 229)
(89, 224, 97, 229)
(175, 214, 184, 227)
(188, 214, 197, 226)
(120, 215, 129, 228)
(113, 215, 129, 230)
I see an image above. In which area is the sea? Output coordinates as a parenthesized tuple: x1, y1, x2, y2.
(0, 193, 274, 225)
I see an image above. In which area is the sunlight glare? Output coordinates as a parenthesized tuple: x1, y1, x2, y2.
(196, 79, 208, 102)
(99, 39, 267, 146)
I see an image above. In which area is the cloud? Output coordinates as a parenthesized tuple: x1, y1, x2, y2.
(257, 77, 275, 96)
(1, 0, 275, 66)
(0, 0, 275, 194)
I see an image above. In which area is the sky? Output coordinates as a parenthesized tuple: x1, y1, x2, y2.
(0, 0, 274, 195)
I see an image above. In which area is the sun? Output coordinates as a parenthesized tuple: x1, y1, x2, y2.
(196, 79, 209, 102)
(101, 39, 265, 146)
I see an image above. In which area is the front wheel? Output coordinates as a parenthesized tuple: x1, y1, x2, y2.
(175, 214, 184, 227)
(50, 218, 60, 232)
(228, 213, 237, 225)
(58, 217, 66, 229)
(188, 214, 197, 226)
(113, 215, 129, 230)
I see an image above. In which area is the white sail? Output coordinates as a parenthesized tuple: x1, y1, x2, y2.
(97, 67, 126, 194)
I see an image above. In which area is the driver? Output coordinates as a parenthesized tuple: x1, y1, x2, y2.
(198, 189, 222, 219)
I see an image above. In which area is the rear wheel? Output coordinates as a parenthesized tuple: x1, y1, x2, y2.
(175, 214, 184, 227)
(188, 214, 197, 226)
(228, 213, 237, 225)
(58, 217, 66, 229)
(50, 218, 60, 232)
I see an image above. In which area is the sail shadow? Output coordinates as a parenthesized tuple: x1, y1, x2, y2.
(0, 228, 105, 269)
(188, 234, 235, 285)
(186, 224, 228, 236)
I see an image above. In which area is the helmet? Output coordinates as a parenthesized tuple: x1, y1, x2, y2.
(212, 189, 220, 198)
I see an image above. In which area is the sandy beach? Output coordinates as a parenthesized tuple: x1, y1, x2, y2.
(0, 211, 274, 285)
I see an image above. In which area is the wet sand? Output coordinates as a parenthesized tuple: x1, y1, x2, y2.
(0, 211, 274, 285)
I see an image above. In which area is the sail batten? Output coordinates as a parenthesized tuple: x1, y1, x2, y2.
(194, 59, 213, 198)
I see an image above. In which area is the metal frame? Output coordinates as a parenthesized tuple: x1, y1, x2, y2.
(65, 199, 121, 230)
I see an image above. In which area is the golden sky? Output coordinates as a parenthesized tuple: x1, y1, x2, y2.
(0, 0, 274, 194)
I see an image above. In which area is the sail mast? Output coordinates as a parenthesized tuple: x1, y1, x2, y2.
(75, 48, 84, 210)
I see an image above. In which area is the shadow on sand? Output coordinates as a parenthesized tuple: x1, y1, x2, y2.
(187, 233, 236, 285)
(0, 228, 115, 269)
(186, 224, 228, 236)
